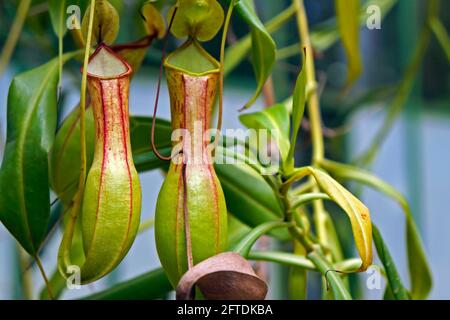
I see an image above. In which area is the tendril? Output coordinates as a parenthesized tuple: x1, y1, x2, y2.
(151, 6, 179, 161)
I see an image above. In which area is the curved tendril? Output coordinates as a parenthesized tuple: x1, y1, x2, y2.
(151, 6, 179, 161)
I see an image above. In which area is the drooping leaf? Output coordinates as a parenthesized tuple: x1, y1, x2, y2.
(285, 166, 373, 271)
(48, 0, 67, 38)
(285, 52, 307, 173)
(83, 268, 172, 300)
(372, 225, 410, 300)
(321, 159, 432, 299)
(239, 103, 291, 165)
(334, 0, 362, 86)
(0, 53, 76, 254)
(308, 167, 373, 271)
(225, 0, 276, 110)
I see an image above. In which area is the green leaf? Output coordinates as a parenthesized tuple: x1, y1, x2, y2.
(83, 268, 172, 300)
(334, 0, 362, 86)
(232, 221, 289, 257)
(49, 106, 95, 207)
(49, 111, 171, 205)
(224, 3, 295, 76)
(239, 103, 291, 166)
(48, 0, 67, 38)
(225, 0, 276, 110)
(129, 116, 172, 171)
(321, 159, 432, 299)
(0, 53, 76, 255)
(215, 159, 289, 240)
(286, 53, 307, 173)
(372, 225, 410, 300)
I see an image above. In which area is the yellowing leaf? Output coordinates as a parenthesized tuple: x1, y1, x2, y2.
(335, 0, 362, 86)
(309, 167, 372, 271)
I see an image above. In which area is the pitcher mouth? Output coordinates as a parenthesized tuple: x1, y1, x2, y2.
(164, 39, 220, 76)
(82, 43, 133, 80)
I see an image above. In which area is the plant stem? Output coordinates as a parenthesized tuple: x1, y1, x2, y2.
(294, 0, 324, 164)
(215, 0, 235, 154)
(294, 0, 331, 253)
(0, 0, 31, 77)
(58, 0, 96, 276)
(34, 255, 54, 300)
(19, 246, 33, 300)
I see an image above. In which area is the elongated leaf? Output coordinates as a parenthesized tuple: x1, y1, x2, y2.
(48, 0, 67, 38)
(321, 159, 432, 299)
(335, 0, 362, 86)
(292, 167, 372, 271)
(83, 268, 172, 300)
(372, 225, 410, 299)
(225, 0, 276, 109)
(239, 103, 291, 165)
(286, 55, 307, 173)
(0, 53, 76, 254)
(49, 111, 171, 205)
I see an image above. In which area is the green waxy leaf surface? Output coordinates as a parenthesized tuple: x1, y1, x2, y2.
(225, 0, 276, 110)
(373, 225, 410, 300)
(0, 53, 76, 254)
(239, 103, 291, 166)
(83, 268, 172, 300)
